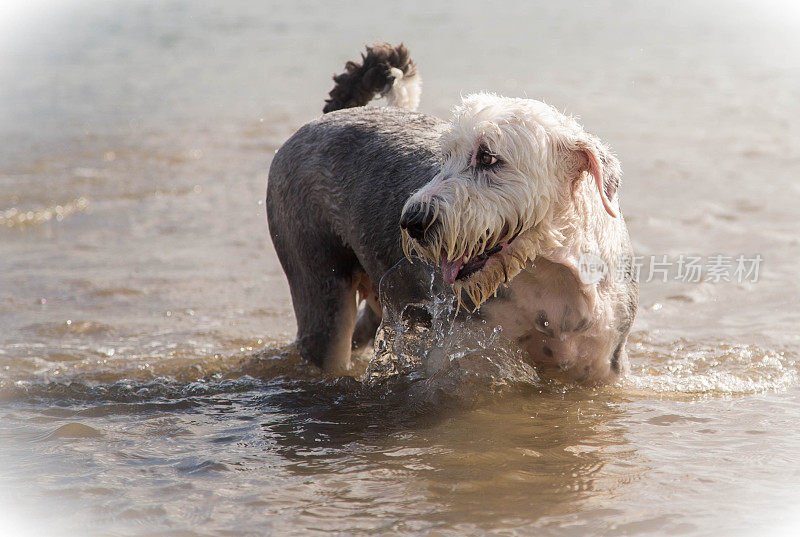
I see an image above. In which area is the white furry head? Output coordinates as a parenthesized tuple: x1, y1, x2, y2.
(400, 93, 623, 308)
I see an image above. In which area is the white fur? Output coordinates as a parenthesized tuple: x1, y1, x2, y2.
(383, 67, 422, 111)
(402, 93, 624, 306)
(399, 93, 632, 381)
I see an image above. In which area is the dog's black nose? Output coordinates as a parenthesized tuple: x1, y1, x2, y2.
(400, 204, 435, 242)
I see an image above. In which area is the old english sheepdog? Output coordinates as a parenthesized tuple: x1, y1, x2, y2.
(267, 43, 638, 383)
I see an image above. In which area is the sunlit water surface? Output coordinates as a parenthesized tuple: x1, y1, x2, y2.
(1, 1, 799, 535)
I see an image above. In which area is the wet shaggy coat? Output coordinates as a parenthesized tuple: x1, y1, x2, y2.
(268, 43, 637, 381)
(267, 107, 448, 370)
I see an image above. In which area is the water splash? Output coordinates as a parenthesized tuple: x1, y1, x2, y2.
(624, 334, 799, 396)
(364, 258, 539, 402)
(363, 260, 798, 400)
(365, 258, 457, 384)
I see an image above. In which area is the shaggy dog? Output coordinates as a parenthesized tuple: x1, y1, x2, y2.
(267, 43, 637, 383)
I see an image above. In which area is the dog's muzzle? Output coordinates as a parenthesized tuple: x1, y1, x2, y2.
(399, 202, 438, 243)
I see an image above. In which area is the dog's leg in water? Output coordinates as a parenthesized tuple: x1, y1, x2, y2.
(290, 270, 360, 372)
(269, 218, 362, 371)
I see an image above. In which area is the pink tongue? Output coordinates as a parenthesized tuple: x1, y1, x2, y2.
(440, 257, 464, 285)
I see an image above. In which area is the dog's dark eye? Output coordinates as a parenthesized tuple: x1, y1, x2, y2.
(476, 149, 498, 167)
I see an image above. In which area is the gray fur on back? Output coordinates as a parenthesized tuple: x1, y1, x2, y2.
(268, 106, 448, 284)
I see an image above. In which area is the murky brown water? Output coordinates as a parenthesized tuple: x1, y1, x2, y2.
(2, 1, 800, 535)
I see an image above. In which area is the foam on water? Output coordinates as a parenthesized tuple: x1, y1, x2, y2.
(625, 335, 799, 396)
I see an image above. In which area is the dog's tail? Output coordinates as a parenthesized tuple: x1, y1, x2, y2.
(323, 42, 421, 114)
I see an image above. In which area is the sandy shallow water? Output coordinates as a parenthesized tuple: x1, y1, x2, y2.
(1, 1, 800, 535)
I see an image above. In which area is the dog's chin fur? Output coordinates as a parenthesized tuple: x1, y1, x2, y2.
(402, 223, 564, 310)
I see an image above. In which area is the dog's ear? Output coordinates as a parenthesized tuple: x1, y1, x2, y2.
(573, 137, 621, 218)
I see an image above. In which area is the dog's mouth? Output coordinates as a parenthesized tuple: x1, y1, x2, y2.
(439, 228, 520, 286)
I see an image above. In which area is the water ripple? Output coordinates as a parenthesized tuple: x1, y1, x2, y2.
(0, 197, 89, 228)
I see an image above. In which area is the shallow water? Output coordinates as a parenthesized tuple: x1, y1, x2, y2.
(2, 1, 800, 535)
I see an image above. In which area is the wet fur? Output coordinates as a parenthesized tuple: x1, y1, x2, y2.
(267, 107, 447, 371)
(267, 44, 638, 381)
